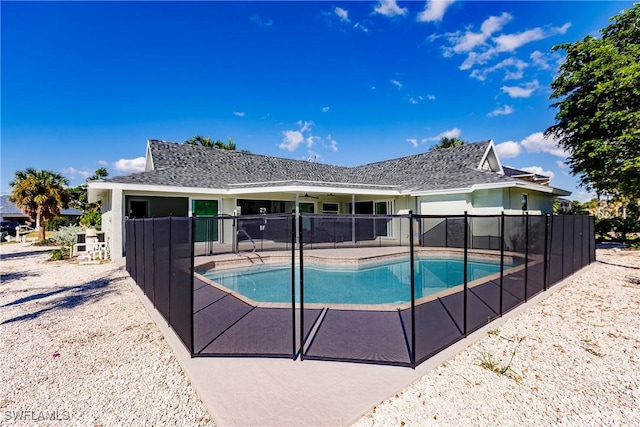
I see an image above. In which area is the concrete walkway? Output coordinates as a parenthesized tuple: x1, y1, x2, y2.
(127, 265, 590, 426)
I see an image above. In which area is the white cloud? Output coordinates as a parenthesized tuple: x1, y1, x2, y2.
(448, 13, 511, 55)
(428, 128, 461, 141)
(334, 6, 349, 22)
(62, 167, 91, 179)
(501, 80, 540, 98)
(444, 19, 571, 71)
(487, 105, 514, 117)
(97, 160, 108, 166)
(576, 190, 595, 203)
(373, 0, 408, 17)
(279, 121, 337, 153)
(250, 15, 273, 27)
(326, 135, 339, 151)
(520, 132, 568, 157)
(233, 111, 245, 117)
(409, 95, 424, 104)
(297, 120, 312, 132)
(353, 22, 369, 32)
(417, 0, 455, 23)
(556, 160, 569, 169)
(279, 130, 305, 151)
(391, 79, 403, 89)
(494, 141, 521, 158)
(470, 57, 528, 81)
(406, 138, 419, 148)
(520, 165, 555, 179)
(113, 157, 145, 173)
(322, 106, 330, 113)
(493, 28, 545, 52)
(427, 94, 436, 100)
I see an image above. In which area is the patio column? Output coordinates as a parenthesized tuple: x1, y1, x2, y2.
(351, 193, 356, 244)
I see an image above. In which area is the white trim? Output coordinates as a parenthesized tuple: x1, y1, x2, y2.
(477, 140, 505, 175)
(411, 180, 570, 197)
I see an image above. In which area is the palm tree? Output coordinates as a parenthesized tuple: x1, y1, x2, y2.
(185, 135, 236, 150)
(430, 137, 466, 151)
(9, 168, 71, 241)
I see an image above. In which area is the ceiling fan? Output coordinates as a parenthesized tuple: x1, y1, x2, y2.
(303, 193, 319, 199)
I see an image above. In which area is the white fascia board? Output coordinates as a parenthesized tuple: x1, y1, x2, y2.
(86, 181, 401, 198)
(411, 181, 571, 197)
(227, 185, 400, 196)
(88, 181, 228, 196)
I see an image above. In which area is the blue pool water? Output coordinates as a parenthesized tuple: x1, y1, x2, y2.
(203, 258, 506, 305)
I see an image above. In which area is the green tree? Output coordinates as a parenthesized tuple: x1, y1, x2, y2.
(546, 4, 640, 199)
(9, 168, 71, 241)
(185, 135, 236, 150)
(70, 167, 108, 229)
(430, 137, 466, 151)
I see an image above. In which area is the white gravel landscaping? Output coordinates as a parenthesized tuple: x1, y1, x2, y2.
(2, 242, 638, 426)
(0, 243, 212, 426)
(353, 249, 640, 426)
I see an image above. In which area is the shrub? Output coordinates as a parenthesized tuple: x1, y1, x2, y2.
(50, 247, 69, 261)
(80, 208, 101, 230)
(45, 216, 67, 231)
(52, 224, 85, 248)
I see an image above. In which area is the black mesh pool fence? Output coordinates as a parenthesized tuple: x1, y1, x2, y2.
(125, 213, 595, 367)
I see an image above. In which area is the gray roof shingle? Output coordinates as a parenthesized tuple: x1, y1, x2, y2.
(103, 140, 527, 193)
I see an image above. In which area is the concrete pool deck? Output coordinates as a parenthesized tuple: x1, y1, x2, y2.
(127, 257, 592, 426)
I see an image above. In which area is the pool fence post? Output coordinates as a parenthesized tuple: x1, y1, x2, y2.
(499, 212, 505, 316)
(543, 214, 550, 292)
(291, 210, 297, 360)
(463, 211, 468, 338)
(524, 212, 529, 302)
(190, 215, 196, 357)
(167, 217, 172, 327)
(409, 211, 416, 369)
(298, 213, 305, 361)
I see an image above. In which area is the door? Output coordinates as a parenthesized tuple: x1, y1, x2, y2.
(192, 200, 219, 242)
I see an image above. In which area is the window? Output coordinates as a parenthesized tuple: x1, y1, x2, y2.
(521, 194, 528, 211)
(322, 203, 339, 214)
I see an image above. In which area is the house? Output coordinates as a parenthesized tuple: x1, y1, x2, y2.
(0, 195, 82, 226)
(88, 139, 571, 258)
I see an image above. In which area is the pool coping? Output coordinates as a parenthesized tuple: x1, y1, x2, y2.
(194, 248, 536, 312)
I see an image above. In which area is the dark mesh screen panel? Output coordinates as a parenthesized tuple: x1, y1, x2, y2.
(154, 218, 171, 319)
(502, 215, 526, 312)
(125, 220, 132, 275)
(170, 218, 193, 352)
(446, 218, 466, 248)
(135, 220, 145, 289)
(420, 217, 446, 247)
(527, 215, 546, 299)
(548, 216, 563, 286)
(470, 216, 501, 250)
(562, 215, 574, 279)
(143, 219, 155, 300)
(589, 216, 596, 263)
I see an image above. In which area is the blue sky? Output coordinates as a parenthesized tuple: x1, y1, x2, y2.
(1, 1, 634, 200)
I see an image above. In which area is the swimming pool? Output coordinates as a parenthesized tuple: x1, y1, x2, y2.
(202, 257, 508, 305)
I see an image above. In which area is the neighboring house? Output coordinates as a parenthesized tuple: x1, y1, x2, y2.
(0, 195, 82, 226)
(88, 139, 571, 258)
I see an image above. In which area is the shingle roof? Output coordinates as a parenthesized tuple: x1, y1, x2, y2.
(0, 195, 82, 216)
(104, 140, 522, 193)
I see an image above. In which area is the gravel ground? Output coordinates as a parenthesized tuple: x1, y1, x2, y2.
(2, 242, 639, 426)
(0, 243, 212, 426)
(353, 249, 640, 426)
